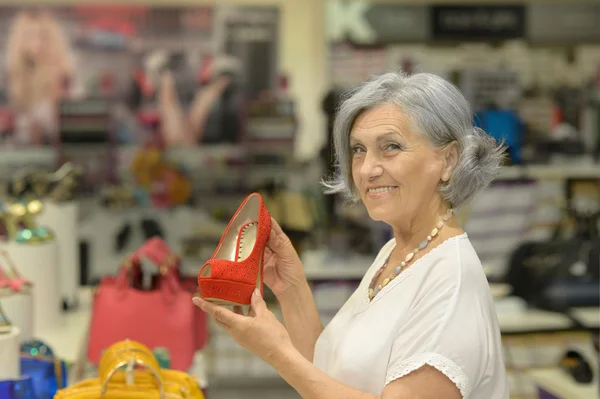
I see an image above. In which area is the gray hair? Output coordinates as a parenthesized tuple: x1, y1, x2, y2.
(322, 72, 505, 209)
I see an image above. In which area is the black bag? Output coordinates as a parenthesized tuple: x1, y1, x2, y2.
(507, 215, 600, 310)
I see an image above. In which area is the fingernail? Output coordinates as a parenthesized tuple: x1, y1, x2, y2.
(254, 288, 261, 297)
(192, 297, 202, 306)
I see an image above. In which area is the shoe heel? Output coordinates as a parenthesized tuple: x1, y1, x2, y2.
(198, 279, 256, 306)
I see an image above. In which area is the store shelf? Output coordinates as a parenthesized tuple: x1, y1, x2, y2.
(489, 283, 512, 298)
(498, 308, 574, 334)
(571, 307, 600, 329)
(0, 148, 56, 166)
(497, 164, 600, 180)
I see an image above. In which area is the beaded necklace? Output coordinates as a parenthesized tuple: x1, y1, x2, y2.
(368, 209, 454, 301)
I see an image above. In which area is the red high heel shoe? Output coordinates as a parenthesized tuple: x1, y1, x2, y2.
(198, 193, 271, 306)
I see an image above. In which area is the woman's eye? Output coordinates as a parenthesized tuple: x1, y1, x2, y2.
(352, 146, 365, 154)
(384, 143, 402, 151)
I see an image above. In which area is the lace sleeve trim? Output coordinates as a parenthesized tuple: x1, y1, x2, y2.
(385, 352, 471, 398)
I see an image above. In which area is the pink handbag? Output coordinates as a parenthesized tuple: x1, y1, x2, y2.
(87, 238, 198, 370)
(136, 238, 209, 351)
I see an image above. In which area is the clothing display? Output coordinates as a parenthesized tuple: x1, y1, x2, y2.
(313, 235, 509, 398)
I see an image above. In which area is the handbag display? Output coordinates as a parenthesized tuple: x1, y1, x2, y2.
(20, 340, 67, 399)
(137, 238, 208, 352)
(508, 212, 600, 310)
(56, 340, 204, 399)
(87, 238, 198, 370)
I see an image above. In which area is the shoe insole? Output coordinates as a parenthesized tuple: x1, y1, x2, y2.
(236, 222, 257, 262)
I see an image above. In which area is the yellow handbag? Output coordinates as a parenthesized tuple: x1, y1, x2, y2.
(54, 340, 204, 399)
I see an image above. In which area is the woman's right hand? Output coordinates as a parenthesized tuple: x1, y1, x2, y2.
(263, 217, 307, 298)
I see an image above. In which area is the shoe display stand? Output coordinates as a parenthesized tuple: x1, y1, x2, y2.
(37, 200, 80, 309)
(1, 290, 33, 342)
(2, 241, 63, 334)
(0, 326, 20, 380)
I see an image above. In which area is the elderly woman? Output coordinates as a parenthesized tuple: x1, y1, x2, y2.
(193, 72, 508, 398)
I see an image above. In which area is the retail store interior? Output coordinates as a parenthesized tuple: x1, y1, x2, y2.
(0, 1, 599, 398)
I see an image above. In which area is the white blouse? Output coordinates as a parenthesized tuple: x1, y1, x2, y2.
(313, 234, 509, 398)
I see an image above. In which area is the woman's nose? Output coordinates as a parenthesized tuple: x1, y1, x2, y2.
(359, 152, 383, 180)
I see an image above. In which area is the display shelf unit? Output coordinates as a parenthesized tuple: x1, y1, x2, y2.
(0, 147, 56, 165)
(0, 148, 56, 180)
(497, 164, 600, 180)
(571, 308, 600, 329)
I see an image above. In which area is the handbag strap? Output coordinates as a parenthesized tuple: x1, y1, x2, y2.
(116, 237, 181, 297)
(98, 341, 164, 398)
(102, 340, 155, 362)
(127, 237, 180, 275)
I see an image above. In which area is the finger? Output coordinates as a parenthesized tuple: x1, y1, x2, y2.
(192, 297, 244, 328)
(263, 247, 277, 269)
(266, 226, 279, 250)
(267, 220, 289, 252)
(250, 288, 267, 317)
(264, 246, 275, 259)
(270, 217, 285, 236)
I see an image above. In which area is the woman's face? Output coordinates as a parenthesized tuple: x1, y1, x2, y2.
(350, 103, 450, 226)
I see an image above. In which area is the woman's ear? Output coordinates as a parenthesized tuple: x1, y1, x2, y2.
(441, 142, 459, 183)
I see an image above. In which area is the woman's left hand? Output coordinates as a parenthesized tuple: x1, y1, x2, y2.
(193, 289, 293, 365)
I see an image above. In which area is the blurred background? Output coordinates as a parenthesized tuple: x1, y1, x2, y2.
(0, 1, 598, 398)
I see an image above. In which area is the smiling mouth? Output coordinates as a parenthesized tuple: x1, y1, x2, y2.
(367, 186, 397, 194)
